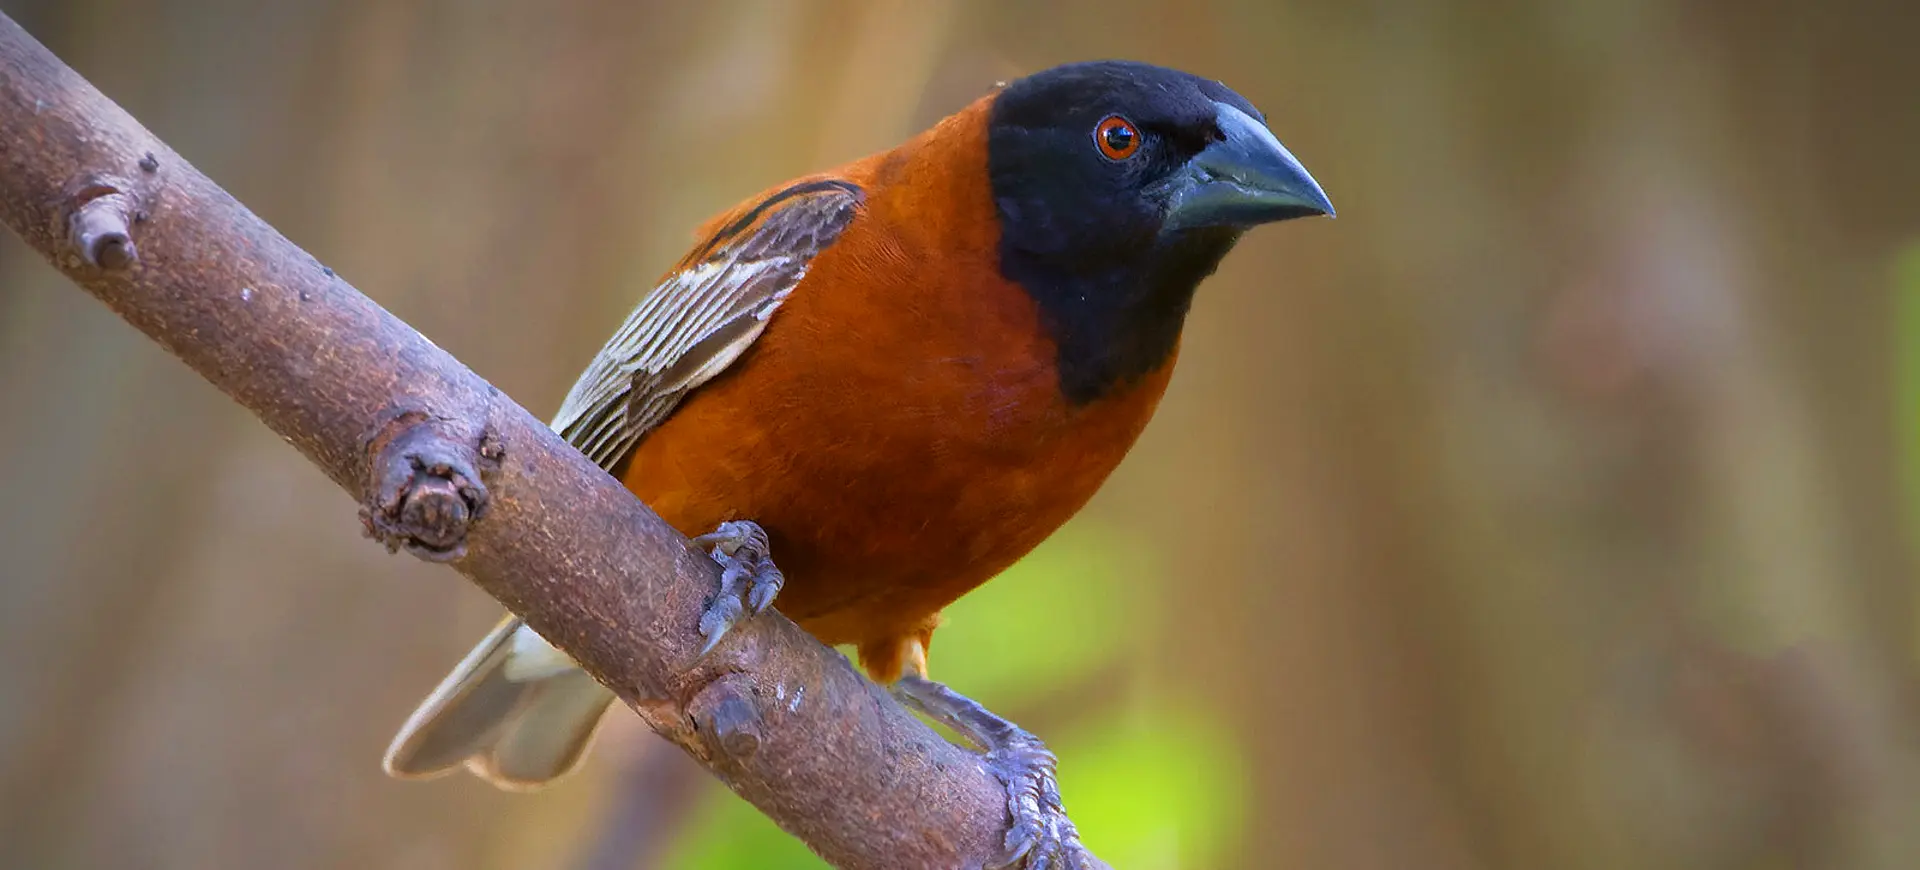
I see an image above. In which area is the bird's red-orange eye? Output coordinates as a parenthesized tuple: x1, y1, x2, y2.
(1094, 115, 1140, 160)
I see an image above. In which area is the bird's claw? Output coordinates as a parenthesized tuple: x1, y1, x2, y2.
(892, 676, 1084, 869)
(987, 729, 1078, 869)
(691, 520, 783, 654)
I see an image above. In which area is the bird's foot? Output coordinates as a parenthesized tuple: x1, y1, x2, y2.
(690, 520, 784, 654)
(894, 675, 1081, 869)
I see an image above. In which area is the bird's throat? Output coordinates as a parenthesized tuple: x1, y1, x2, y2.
(1005, 230, 1239, 405)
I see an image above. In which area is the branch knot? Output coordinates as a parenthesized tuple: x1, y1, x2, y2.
(63, 175, 140, 270)
(360, 409, 500, 561)
(693, 675, 764, 762)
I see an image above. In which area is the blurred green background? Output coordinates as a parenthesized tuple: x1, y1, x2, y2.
(1, 1, 1917, 868)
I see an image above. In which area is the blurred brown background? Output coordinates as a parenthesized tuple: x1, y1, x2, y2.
(3, 1, 1918, 868)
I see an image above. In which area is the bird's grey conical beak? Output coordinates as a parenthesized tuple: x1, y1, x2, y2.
(1162, 101, 1334, 233)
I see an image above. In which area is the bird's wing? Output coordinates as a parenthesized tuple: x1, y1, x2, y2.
(549, 179, 864, 469)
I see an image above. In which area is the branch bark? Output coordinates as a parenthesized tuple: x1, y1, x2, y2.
(0, 15, 1105, 869)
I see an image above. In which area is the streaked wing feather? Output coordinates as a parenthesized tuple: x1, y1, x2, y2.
(549, 180, 863, 470)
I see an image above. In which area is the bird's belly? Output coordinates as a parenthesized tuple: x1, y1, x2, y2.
(623, 350, 1173, 647)
(764, 423, 1106, 640)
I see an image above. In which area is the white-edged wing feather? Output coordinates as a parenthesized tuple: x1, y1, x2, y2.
(549, 180, 863, 469)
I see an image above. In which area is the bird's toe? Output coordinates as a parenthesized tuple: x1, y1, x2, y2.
(692, 520, 782, 654)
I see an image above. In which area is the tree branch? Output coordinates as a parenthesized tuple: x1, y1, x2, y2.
(0, 15, 1105, 869)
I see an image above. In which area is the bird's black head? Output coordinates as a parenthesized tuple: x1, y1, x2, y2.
(987, 60, 1332, 403)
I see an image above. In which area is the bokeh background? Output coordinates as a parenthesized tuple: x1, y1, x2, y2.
(2, 1, 1917, 868)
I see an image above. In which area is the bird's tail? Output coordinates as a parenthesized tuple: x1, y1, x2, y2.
(382, 614, 617, 790)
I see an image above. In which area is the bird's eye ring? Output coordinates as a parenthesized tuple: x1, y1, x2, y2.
(1093, 115, 1140, 160)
